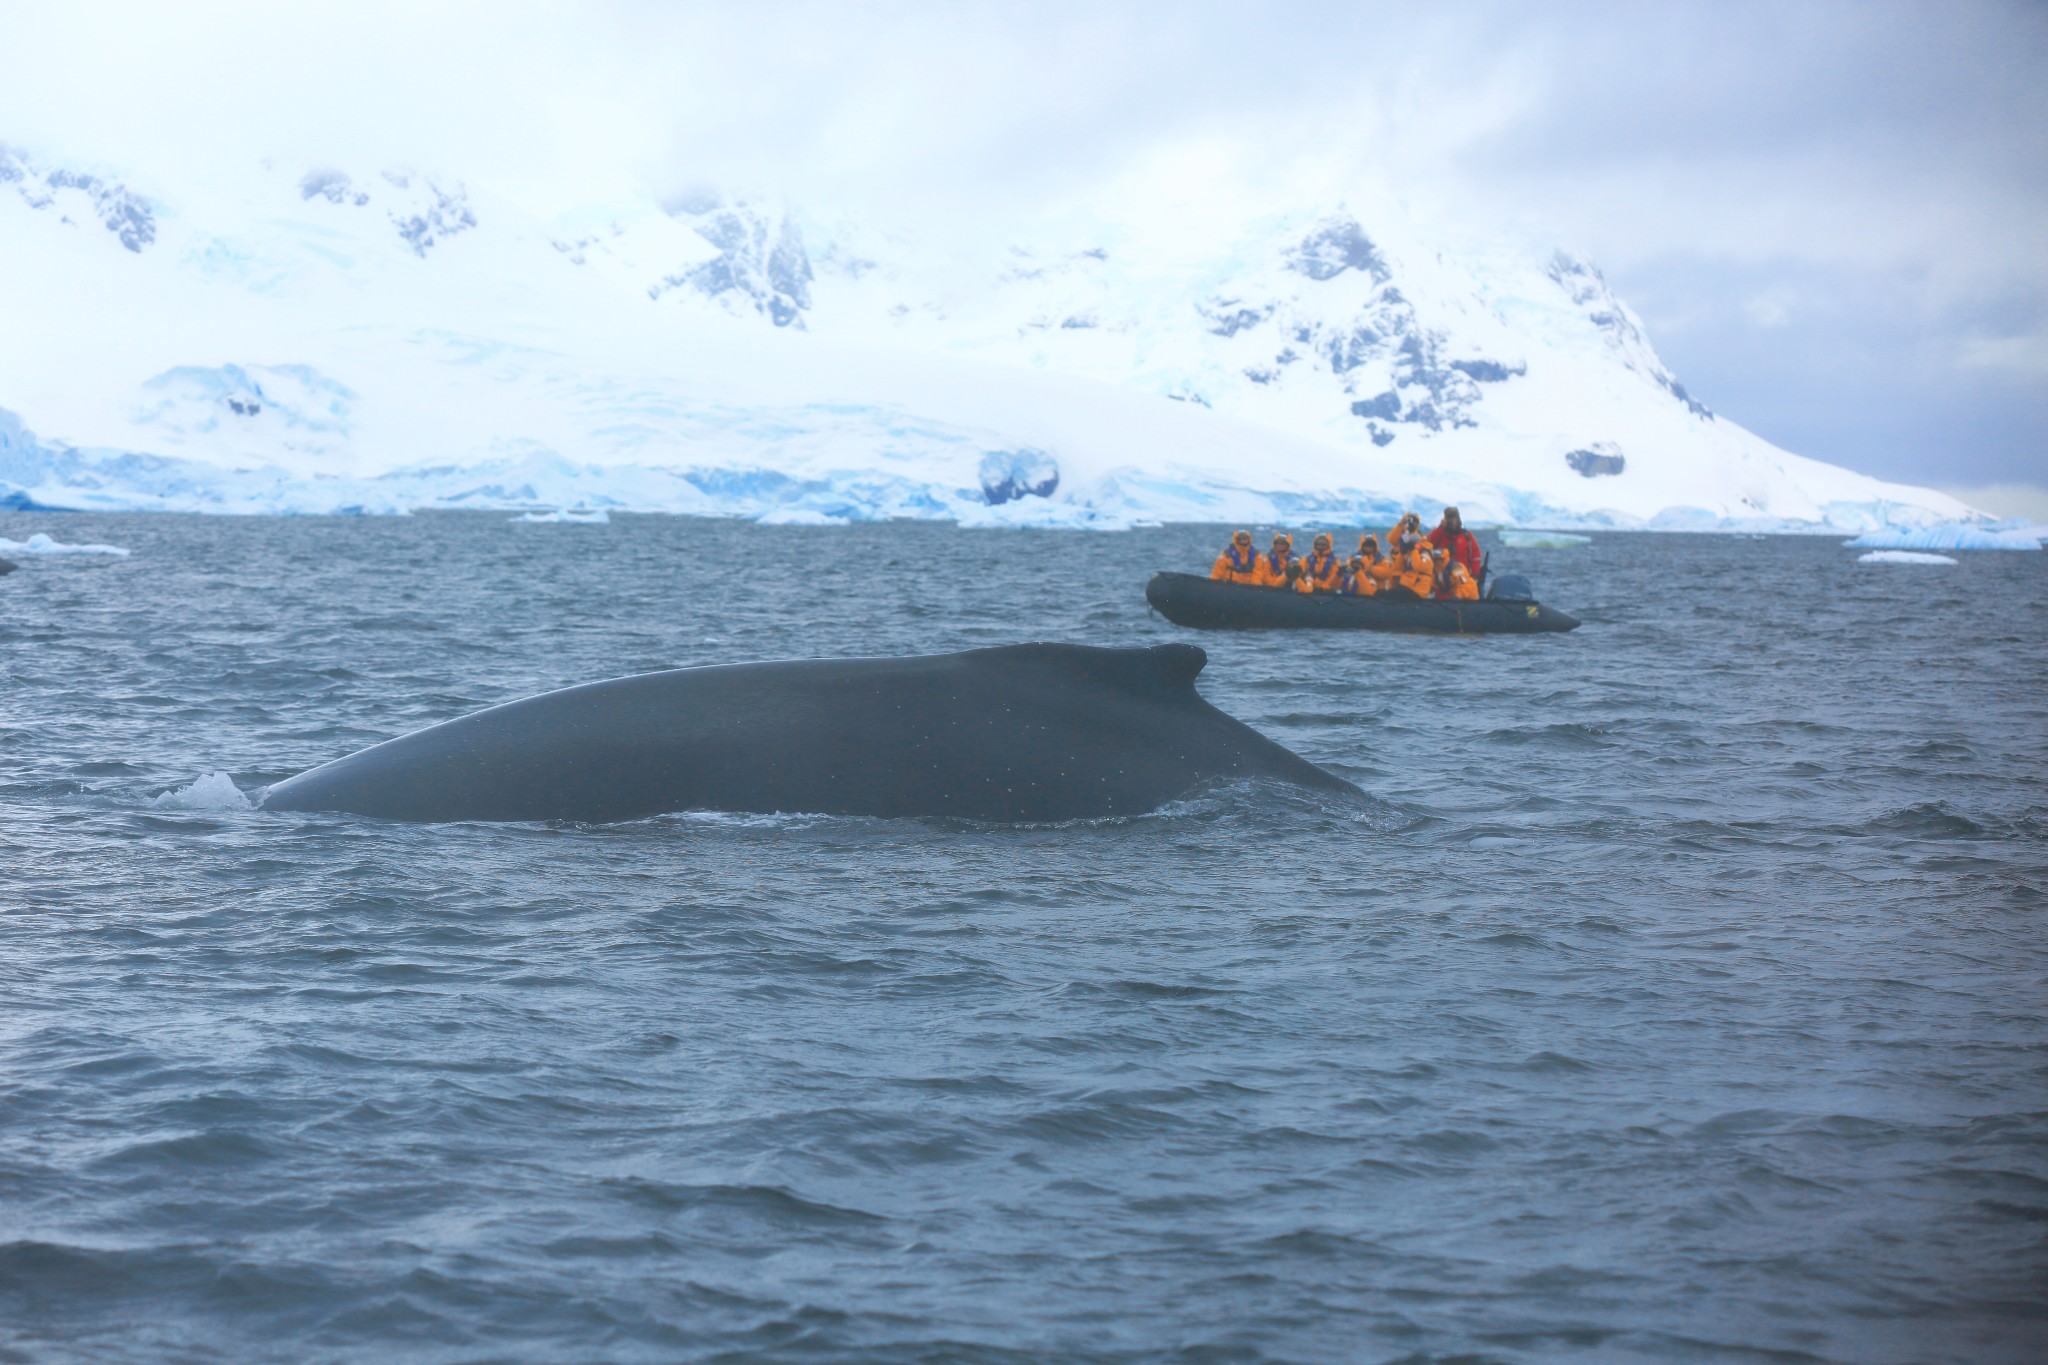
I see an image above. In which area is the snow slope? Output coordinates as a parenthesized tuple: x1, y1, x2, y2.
(0, 143, 1975, 530)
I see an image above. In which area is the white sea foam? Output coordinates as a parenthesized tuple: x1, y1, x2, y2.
(1499, 531, 1590, 549)
(152, 772, 251, 810)
(1846, 522, 2045, 551)
(1858, 550, 1959, 565)
(0, 531, 131, 556)
(661, 808, 841, 831)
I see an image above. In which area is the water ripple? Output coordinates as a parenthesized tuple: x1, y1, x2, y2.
(2, 513, 2044, 1363)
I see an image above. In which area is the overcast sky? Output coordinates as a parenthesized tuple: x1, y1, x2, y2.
(3, 0, 2042, 503)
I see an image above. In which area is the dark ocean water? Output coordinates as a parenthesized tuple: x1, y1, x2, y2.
(3, 511, 2045, 1365)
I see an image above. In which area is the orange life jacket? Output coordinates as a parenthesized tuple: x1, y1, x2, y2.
(1298, 550, 1342, 592)
(1440, 559, 1479, 600)
(1211, 545, 1259, 584)
(1395, 544, 1436, 598)
(1338, 563, 1380, 596)
(1253, 548, 1295, 588)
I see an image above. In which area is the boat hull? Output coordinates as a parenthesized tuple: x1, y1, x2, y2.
(1145, 572, 1579, 634)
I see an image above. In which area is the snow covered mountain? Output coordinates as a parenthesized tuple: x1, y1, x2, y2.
(0, 143, 1974, 530)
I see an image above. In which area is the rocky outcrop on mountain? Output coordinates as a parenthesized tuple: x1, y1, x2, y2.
(609, 203, 1529, 451)
(1174, 213, 1523, 446)
(293, 166, 476, 257)
(0, 144, 155, 251)
(978, 449, 1060, 505)
(1260, 217, 1543, 444)
(298, 168, 371, 206)
(383, 172, 476, 257)
(1547, 250, 1710, 419)
(1285, 216, 1391, 284)
(653, 196, 813, 327)
(1565, 442, 1627, 477)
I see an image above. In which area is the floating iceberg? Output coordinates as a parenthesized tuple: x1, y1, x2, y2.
(510, 508, 610, 524)
(1499, 530, 1590, 549)
(0, 531, 131, 556)
(1858, 550, 1957, 565)
(1845, 522, 2045, 551)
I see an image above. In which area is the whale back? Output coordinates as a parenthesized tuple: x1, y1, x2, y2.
(259, 642, 1353, 823)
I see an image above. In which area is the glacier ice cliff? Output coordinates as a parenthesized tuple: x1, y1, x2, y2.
(1846, 523, 2045, 551)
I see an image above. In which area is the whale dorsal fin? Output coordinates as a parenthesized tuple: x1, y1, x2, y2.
(967, 642, 1208, 693)
(1138, 642, 1207, 688)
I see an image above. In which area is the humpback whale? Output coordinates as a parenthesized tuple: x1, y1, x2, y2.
(258, 642, 1356, 823)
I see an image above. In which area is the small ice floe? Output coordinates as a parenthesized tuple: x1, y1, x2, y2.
(1847, 521, 2045, 552)
(0, 531, 131, 556)
(509, 508, 609, 524)
(1499, 530, 1589, 549)
(152, 772, 252, 810)
(1858, 550, 1958, 566)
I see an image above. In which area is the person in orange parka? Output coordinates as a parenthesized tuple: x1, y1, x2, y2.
(1350, 533, 1386, 595)
(1294, 533, 1343, 593)
(1386, 511, 1424, 547)
(1252, 533, 1296, 588)
(1210, 530, 1260, 584)
(1367, 534, 1406, 593)
(1440, 556, 1480, 600)
(1338, 553, 1379, 596)
(1390, 532, 1438, 599)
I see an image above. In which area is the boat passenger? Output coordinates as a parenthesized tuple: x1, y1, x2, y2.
(1387, 533, 1437, 599)
(1440, 557, 1480, 600)
(1337, 554, 1379, 596)
(1427, 506, 1483, 583)
(1367, 535, 1405, 591)
(1253, 533, 1296, 588)
(1348, 536, 1386, 595)
(1386, 511, 1423, 546)
(1210, 530, 1261, 584)
(1296, 534, 1342, 593)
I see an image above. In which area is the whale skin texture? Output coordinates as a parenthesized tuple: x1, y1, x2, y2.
(257, 642, 1357, 823)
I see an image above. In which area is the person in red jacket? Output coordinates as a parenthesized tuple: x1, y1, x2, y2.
(1427, 506, 1483, 595)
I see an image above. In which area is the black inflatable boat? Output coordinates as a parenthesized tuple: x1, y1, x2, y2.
(1145, 572, 1579, 634)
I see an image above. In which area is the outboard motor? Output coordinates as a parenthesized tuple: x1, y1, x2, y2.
(1486, 572, 1536, 602)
